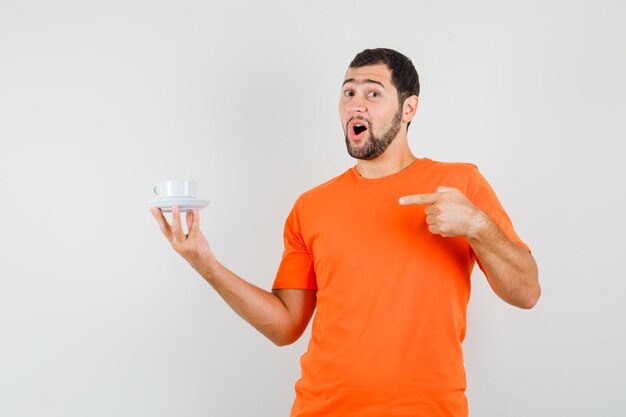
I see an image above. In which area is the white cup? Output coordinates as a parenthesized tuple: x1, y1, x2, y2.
(153, 180, 198, 199)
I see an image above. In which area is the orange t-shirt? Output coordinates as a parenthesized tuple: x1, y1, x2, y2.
(272, 158, 529, 417)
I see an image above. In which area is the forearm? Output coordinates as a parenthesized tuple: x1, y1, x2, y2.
(468, 212, 541, 309)
(148, 207, 307, 344)
(193, 257, 297, 345)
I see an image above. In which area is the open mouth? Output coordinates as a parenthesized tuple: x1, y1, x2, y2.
(354, 124, 367, 135)
(348, 119, 369, 141)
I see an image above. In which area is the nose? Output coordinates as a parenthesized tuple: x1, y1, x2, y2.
(347, 93, 367, 113)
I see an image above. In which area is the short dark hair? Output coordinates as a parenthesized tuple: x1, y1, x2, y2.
(349, 48, 420, 129)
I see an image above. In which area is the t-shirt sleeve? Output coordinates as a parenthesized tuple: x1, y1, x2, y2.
(272, 198, 317, 290)
(466, 166, 530, 273)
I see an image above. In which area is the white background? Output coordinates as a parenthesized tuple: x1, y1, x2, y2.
(1, 1, 624, 416)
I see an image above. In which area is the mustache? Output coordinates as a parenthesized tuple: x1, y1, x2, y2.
(346, 115, 371, 130)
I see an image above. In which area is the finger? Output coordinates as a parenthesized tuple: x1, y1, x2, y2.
(149, 207, 173, 240)
(171, 206, 184, 239)
(399, 193, 440, 205)
(424, 205, 436, 216)
(428, 224, 442, 235)
(425, 214, 436, 225)
(186, 210, 193, 231)
(189, 209, 200, 235)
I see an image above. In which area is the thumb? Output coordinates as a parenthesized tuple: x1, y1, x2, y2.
(436, 186, 458, 193)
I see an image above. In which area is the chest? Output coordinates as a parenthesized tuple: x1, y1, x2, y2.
(300, 187, 471, 292)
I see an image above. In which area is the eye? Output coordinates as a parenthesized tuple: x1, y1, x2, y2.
(344, 90, 354, 97)
(368, 91, 380, 98)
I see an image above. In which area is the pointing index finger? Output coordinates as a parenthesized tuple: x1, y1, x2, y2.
(398, 192, 440, 205)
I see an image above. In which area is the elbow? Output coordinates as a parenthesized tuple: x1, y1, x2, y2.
(518, 282, 542, 310)
(273, 338, 295, 347)
(271, 333, 299, 347)
(268, 326, 302, 347)
(520, 292, 540, 309)
(519, 257, 541, 309)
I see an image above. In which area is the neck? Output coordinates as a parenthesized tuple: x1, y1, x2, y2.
(355, 134, 417, 179)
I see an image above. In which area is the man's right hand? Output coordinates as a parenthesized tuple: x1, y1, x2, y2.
(149, 206, 216, 275)
(148, 206, 316, 345)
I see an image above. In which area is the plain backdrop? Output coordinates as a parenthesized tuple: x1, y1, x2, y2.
(1, 0, 625, 416)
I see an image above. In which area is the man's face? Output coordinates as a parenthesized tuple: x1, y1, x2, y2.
(339, 64, 403, 161)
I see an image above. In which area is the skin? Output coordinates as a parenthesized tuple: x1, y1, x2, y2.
(149, 63, 540, 347)
(398, 187, 540, 308)
(148, 206, 316, 346)
(339, 64, 419, 178)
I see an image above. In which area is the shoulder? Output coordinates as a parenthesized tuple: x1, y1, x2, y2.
(416, 158, 482, 189)
(420, 157, 479, 175)
(421, 159, 501, 203)
(294, 168, 353, 207)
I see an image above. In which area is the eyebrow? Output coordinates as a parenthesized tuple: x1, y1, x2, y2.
(342, 78, 386, 88)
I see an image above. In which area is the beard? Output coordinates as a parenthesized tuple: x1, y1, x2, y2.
(344, 106, 403, 161)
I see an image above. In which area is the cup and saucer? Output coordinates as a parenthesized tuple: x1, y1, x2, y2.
(147, 179, 209, 213)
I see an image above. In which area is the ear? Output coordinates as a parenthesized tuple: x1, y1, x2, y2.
(402, 95, 419, 124)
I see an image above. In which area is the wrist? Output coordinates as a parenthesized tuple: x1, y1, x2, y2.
(191, 250, 219, 279)
(466, 209, 493, 241)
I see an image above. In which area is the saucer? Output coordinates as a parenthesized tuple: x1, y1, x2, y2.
(147, 197, 210, 213)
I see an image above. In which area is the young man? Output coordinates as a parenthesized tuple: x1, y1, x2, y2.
(149, 48, 540, 417)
